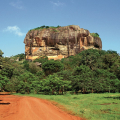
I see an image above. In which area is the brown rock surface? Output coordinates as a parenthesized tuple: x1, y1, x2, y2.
(24, 25, 102, 61)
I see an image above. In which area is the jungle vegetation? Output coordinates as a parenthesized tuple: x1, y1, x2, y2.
(0, 48, 120, 94)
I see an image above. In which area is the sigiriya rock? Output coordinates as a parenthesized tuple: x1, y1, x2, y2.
(24, 25, 102, 61)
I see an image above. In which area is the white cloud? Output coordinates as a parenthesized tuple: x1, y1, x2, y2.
(10, 0, 23, 9)
(50, 1, 65, 6)
(3, 26, 25, 37)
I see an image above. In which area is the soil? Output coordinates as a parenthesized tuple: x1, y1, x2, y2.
(0, 94, 85, 120)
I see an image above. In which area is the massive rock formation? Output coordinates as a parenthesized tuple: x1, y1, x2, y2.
(24, 25, 102, 61)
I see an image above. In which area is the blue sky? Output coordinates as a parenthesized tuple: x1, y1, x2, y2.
(0, 0, 120, 57)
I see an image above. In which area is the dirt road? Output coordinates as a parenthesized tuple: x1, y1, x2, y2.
(0, 95, 85, 120)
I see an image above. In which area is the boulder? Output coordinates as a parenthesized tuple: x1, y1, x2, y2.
(24, 25, 102, 61)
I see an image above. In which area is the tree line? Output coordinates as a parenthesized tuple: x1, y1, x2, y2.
(0, 49, 120, 94)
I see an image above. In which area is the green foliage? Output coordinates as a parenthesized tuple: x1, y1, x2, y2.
(94, 69, 120, 92)
(0, 75, 9, 91)
(0, 57, 3, 69)
(78, 49, 102, 70)
(0, 48, 120, 94)
(33, 55, 48, 64)
(29, 25, 61, 31)
(73, 65, 91, 76)
(45, 26, 49, 28)
(5, 82, 15, 92)
(0, 49, 4, 57)
(106, 50, 118, 54)
(72, 65, 94, 92)
(41, 74, 71, 94)
(61, 55, 82, 70)
(29, 62, 41, 74)
(16, 72, 39, 94)
(10, 53, 25, 61)
(90, 33, 100, 38)
(19, 53, 25, 61)
(36, 71, 45, 79)
(0, 63, 14, 79)
(23, 60, 29, 71)
(42, 59, 64, 75)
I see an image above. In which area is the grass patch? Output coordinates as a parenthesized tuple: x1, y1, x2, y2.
(13, 92, 120, 120)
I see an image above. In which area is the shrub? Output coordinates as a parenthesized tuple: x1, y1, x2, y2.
(90, 33, 100, 38)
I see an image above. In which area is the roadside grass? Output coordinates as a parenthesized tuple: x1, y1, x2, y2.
(13, 92, 120, 120)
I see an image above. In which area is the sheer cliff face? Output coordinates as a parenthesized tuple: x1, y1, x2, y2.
(24, 25, 102, 61)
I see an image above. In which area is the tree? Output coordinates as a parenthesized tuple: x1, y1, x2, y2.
(78, 49, 101, 70)
(46, 26, 49, 28)
(94, 69, 120, 92)
(106, 50, 118, 55)
(42, 59, 64, 75)
(0, 75, 9, 91)
(19, 53, 25, 61)
(0, 63, 14, 79)
(36, 71, 45, 79)
(29, 62, 41, 74)
(72, 65, 94, 93)
(23, 60, 29, 71)
(41, 74, 71, 94)
(41, 25, 45, 28)
(95, 33, 99, 37)
(17, 72, 39, 94)
(0, 49, 4, 57)
(101, 53, 119, 69)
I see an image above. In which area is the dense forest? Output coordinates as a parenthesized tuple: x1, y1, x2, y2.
(0, 48, 120, 94)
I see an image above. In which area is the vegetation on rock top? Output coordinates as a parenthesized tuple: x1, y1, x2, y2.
(28, 25, 100, 38)
(29, 25, 61, 31)
(90, 33, 100, 38)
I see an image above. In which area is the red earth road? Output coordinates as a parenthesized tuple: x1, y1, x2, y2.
(0, 95, 85, 120)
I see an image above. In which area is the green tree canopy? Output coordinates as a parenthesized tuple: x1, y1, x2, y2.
(0, 75, 9, 91)
(41, 74, 71, 94)
(42, 59, 64, 75)
(0, 49, 4, 57)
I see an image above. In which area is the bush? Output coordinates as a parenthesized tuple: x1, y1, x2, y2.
(90, 33, 100, 38)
